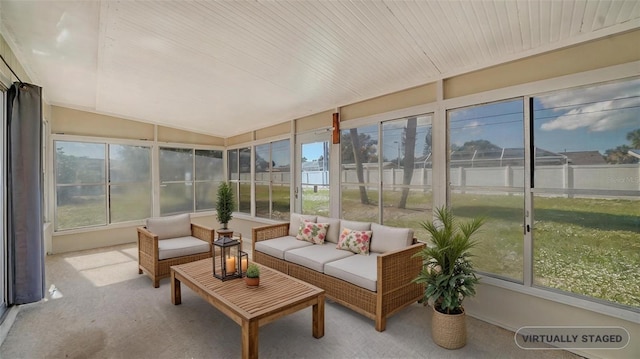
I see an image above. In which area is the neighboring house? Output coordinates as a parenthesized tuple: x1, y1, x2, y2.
(558, 151, 607, 165)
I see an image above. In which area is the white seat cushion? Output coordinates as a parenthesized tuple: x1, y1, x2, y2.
(254, 235, 313, 259)
(324, 253, 380, 292)
(285, 243, 354, 272)
(146, 213, 191, 240)
(158, 236, 210, 260)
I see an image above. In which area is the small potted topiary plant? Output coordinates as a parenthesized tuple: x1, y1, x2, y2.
(216, 182, 235, 230)
(245, 263, 260, 287)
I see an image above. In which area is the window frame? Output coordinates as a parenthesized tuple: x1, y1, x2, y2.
(52, 136, 157, 231)
(338, 107, 436, 225)
(52, 135, 223, 232)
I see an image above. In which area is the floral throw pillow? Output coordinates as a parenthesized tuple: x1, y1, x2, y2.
(296, 222, 329, 244)
(336, 228, 372, 255)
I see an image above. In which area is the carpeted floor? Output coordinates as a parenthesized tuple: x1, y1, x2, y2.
(0, 243, 582, 359)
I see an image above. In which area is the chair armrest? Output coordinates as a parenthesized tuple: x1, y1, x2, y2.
(251, 222, 290, 252)
(191, 223, 215, 244)
(137, 226, 159, 259)
(377, 242, 426, 293)
(252, 223, 290, 243)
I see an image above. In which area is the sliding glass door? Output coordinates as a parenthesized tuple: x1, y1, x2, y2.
(296, 132, 331, 216)
(448, 99, 526, 282)
(531, 78, 640, 307)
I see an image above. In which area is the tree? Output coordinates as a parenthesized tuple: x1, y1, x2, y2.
(423, 127, 432, 156)
(626, 129, 640, 149)
(605, 145, 636, 164)
(349, 128, 369, 205)
(341, 129, 378, 205)
(216, 182, 235, 229)
(398, 117, 417, 209)
(341, 131, 378, 164)
(603, 128, 640, 164)
(458, 140, 501, 153)
(255, 153, 269, 172)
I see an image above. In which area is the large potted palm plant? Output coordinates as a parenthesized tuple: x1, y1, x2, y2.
(413, 206, 485, 349)
(215, 182, 234, 230)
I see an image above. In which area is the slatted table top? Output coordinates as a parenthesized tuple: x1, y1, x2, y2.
(171, 258, 324, 321)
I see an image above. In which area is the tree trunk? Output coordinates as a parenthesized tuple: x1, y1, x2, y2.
(398, 118, 417, 208)
(350, 128, 369, 205)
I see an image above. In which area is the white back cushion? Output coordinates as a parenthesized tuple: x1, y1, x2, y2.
(146, 213, 191, 240)
(369, 223, 414, 253)
(339, 219, 371, 233)
(289, 213, 318, 237)
(316, 216, 341, 243)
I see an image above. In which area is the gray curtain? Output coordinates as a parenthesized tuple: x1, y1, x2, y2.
(6, 82, 44, 304)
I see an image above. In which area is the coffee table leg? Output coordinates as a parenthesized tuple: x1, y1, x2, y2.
(171, 270, 181, 305)
(313, 293, 325, 338)
(242, 319, 259, 359)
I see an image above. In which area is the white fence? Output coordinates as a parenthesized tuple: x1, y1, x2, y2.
(252, 164, 640, 196)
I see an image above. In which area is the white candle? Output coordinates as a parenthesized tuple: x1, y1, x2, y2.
(241, 257, 248, 272)
(226, 256, 236, 273)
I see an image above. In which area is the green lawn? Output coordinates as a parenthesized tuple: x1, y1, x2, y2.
(339, 188, 639, 308)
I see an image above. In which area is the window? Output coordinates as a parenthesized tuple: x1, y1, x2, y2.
(340, 124, 379, 222)
(109, 145, 152, 222)
(448, 99, 525, 282)
(532, 77, 640, 308)
(228, 147, 251, 215)
(195, 149, 224, 211)
(339, 115, 434, 234)
(444, 77, 640, 310)
(380, 115, 433, 239)
(255, 139, 290, 220)
(55, 141, 107, 230)
(55, 141, 152, 230)
(159, 147, 194, 215)
(159, 147, 223, 216)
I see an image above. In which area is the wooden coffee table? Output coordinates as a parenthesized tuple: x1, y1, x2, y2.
(171, 258, 325, 359)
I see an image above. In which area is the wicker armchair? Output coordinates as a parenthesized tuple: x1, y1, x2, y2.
(137, 214, 215, 287)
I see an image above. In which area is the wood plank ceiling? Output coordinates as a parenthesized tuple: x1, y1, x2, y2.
(0, 0, 638, 137)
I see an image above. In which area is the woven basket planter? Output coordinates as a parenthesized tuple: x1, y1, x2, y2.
(431, 306, 466, 349)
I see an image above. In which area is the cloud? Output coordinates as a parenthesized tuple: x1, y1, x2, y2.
(538, 78, 640, 132)
(462, 120, 480, 130)
(541, 98, 639, 132)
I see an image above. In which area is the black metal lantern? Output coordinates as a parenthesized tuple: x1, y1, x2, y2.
(212, 236, 242, 281)
(239, 251, 249, 277)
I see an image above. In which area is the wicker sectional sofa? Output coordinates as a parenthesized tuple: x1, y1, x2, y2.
(251, 213, 425, 331)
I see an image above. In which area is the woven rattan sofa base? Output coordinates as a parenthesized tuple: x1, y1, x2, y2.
(252, 222, 425, 332)
(137, 223, 215, 288)
(253, 251, 289, 273)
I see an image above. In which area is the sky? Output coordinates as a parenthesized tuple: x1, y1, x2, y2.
(451, 77, 639, 154)
(533, 77, 639, 153)
(301, 142, 326, 162)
